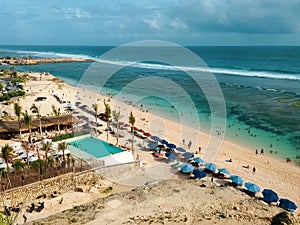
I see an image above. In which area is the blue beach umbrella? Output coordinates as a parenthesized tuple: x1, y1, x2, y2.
(262, 189, 279, 203)
(165, 152, 172, 157)
(181, 164, 194, 173)
(245, 182, 260, 193)
(183, 152, 194, 158)
(279, 198, 297, 212)
(151, 136, 161, 142)
(160, 139, 168, 145)
(205, 163, 217, 171)
(193, 157, 204, 164)
(218, 168, 230, 175)
(167, 143, 176, 149)
(192, 169, 206, 179)
(148, 142, 158, 150)
(67, 103, 74, 109)
(230, 175, 244, 186)
(167, 153, 177, 161)
(176, 147, 186, 153)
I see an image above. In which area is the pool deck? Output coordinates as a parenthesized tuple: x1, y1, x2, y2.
(66, 134, 134, 166)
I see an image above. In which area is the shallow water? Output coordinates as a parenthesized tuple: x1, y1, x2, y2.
(1, 45, 300, 163)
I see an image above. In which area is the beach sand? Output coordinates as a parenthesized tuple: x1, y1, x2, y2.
(1, 72, 300, 223)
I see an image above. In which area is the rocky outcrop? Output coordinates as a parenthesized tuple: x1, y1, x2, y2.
(0, 57, 93, 65)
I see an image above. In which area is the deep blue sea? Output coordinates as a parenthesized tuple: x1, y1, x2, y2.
(0, 45, 300, 163)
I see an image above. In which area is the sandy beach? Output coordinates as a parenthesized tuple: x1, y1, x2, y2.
(1, 71, 300, 223)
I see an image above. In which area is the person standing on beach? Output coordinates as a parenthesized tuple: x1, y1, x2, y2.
(188, 140, 192, 149)
(252, 167, 256, 173)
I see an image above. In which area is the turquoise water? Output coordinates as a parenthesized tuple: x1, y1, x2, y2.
(68, 137, 123, 158)
(1, 45, 300, 163)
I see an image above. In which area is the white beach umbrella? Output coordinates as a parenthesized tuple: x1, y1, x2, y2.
(57, 149, 71, 156)
(14, 147, 25, 155)
(29, 156, 39, 163)
(0, 163, 12, 169)
(10, 141, 22, 148)
(42, 138, 52, 144)
(20, 152, 33, 159)
(52, 142, 58, 149)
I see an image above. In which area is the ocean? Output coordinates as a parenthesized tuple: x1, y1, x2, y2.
(0, 45, 300, 163)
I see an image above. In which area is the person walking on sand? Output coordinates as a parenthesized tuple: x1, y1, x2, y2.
(188, 140, 192, 149)
(252, 167, 256, 173)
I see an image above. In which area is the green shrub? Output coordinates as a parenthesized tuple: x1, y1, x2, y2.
(0, 90, 26, 102)
(52, 130, 89, 142)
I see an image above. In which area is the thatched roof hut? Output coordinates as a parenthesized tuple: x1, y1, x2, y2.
(0, 114, 74, 139)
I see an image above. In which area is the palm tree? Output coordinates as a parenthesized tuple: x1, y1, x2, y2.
(52, 105, 61, 133)
(12, 160, 25, 174)
(30, 159, 44, 181)
(22, 110, 32, 144)
(41, 141, 52, 162)
(58, 142, 68, 168)
(1, 144, 13, 176)
(14, 103, 22, 140)
(112, 110, 121, 145)
(30, 103, 42, 137)
(92, 103, 99, 129)
(128, 111, 136, 152)
(104, 101, 111, 142)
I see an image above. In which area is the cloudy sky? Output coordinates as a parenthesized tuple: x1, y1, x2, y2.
(1, 0, 300, 45)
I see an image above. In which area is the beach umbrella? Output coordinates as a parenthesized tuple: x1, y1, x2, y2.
(165, 152, 172, 157)
(118, 122, 125, 126)
(181, 164, 194, 173)
(151, 136, 160, 142)
(193, 157, 204, 163)
(176, 147, 186, 153)
(245, 182, 260, 193)
(230, 175, 244, 186)
(0, 163, 7, 168)
(144, 132, 152, 137)
(42, 138, 52, 144)
(262, 189, 279, 203)
(10, 142, 22, 148)
(14, 148, 25, 154)
(167, 153, 177, 161)
(20, 152, 33, 159)
(167, 143, 176, 149)
(205, 163, 217, 171)
(218, 168, 230, 175)
(29, 156, 39, 163)
(67, 103, 74, 109)
(0, 163, 12, 171)
(148, 142, 158, 150)
(183, 152, 194, 158)
(160, 139, 169, 145)
(279, 198, 297, 212)
(57, 149, 71, 156)
(192, 169, 206, 179)
(52, 142, 59, 149)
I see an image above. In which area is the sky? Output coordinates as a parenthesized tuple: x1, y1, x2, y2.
(0, 0, 300, 46)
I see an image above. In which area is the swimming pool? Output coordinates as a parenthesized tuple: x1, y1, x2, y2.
(68, 136, 124, 158)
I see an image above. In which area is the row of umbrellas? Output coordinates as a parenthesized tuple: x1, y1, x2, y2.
(149, 136, 297, 212)
(181, 162, 297, 212)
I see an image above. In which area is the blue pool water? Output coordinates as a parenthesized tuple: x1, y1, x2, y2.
(68, 136, 123, 158)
